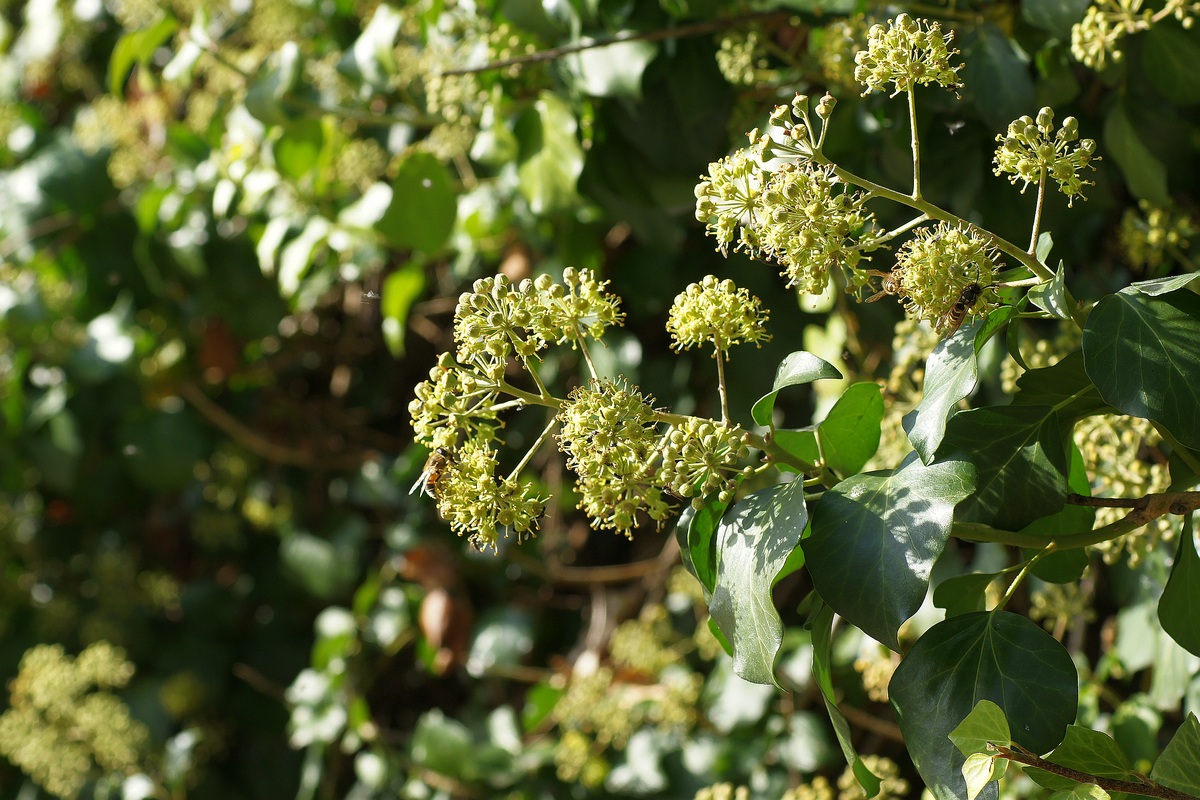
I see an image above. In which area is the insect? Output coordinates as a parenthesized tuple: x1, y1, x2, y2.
(410, 447, 453, 499)
(937, 282, 985, 335)
(864, 270, 902, 303)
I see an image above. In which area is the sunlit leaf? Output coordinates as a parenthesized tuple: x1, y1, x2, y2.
(751, 351, 842, 427)
(904, 321, 980, 464)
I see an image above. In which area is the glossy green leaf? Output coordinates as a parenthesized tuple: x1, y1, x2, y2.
(1151, 713, 1200, 795)
(516, 92, 584, 214)
(962, 25, 1035, 130)
(676, 496, 726, 600)
(1129, 273, 1200, 296)
(752, 351, 843, 427)
(772, 428, 820, 471)
(376, 152, 458, 253)
(1159, 514, 1200, 657)
(962, 752, 1004, 800)
(941, 406, 1070, 531)
(1141, 23, 1200, 106)
(806, 454, 975, 650)
(709, 480, 807, 685)
(565, 38, 658, 97)
(108, 15, 179, 96)
(950, 700, 1012, 756)
(1029, 266, 1072, 321)
(904, 321, 980, 464)
(1082, 288, 1200, 449)
(933, 572, 1000, 618)
(975, 306, 1019, 351)
(1044, 725, 1132, 783)
(817, 381, 883, 477)
(811, 599, 882, 798)
(890, 611, 1078, 800)
(275, 118, 325, 180)
(1103, 104, 1169, 206)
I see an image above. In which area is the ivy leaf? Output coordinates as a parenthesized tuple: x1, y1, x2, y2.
(890, 611, 1078, 800)
(1141, 22, 1200, 107)
(817, 382, 883, 477)
(751, 351, 842, 427)
(1128, 274, 1200, 296)
(1103, 103, 1169, 206)
(940, 406, 1070, 532)
(1151, 713, 1200, 795)
(675, 497, 727, 601)
(564, 38, 658, 98)
(516, 92, 585, 214)
(1028, 265, 1072, 321)
(904, 321, 980, 464)
(1011, 351, 1110, 426)
(961, 24, 1035, 131)
(1024, 725, 1133, 792)
(806, 454, 975, 650)
(1082, 288, 1200, 449)
(708, 480, 807, 685)
(1159, 514, 1200, 657)
(949, 699, 1012, 756)
(811, 599, 881, 798)
(376, 152, 458, 253)
(1022, 443, 1094, 584)
(109, 15, 179, 96)
(1021, 0, 1091, 39)
(933, 572, 1000, 618)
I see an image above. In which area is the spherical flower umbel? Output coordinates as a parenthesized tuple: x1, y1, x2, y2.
(433, 439, 545, 553)
(557, 379, 672, 536)
(993, 107, 1098, 205)
(694, 148, 768, 257)
(534, 267, 625, 347)
(659, 418, 752, 505)
(757, 162, 875, 294)
(1118, 200, 1196, 272)
(408, 355, 503, 451)
(891, 222, 1002, 332)
(667, 276, 771, 357)
(854, 14, 962, 97)
(453, 274, 546, 367)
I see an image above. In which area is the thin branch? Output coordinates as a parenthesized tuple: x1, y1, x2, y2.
(1028, 172, 1047, 254)
(908, 89, 922, 200)
(438, 10, 792, 76)
(995, 743, 1195, 800)
(714, 343, 731, 424)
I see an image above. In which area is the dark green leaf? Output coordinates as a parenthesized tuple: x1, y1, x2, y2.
(752, 351, 843, 427)
(1045, 725, 1133, 781)
(1141, 23, 1200, 106)
(1103, 104, 1170, 206)
(1028, 266, 1072, 321)
(1150, 713, 1200, 795)
(962, 25, 1035, 130)
(1011, 350, 1109, 425)
(933, 572, 1000, 618)
(941, 406, 1070, 531)
(890, 611, 1078, 800)
(516, 92, 584, 214)
(676, 496, 726, 600)
(1023, 443, 1094, 583)
(818, 382, 883, 477)
(1159, 514, 1200, 657)
(709, 480, 807, 685)
(975, 306, 1019, 351)
(1082, 289, 1200, 449)
(905, 320, 980, 464)
(806, 455, 975, 649)
(376, 152, 458, 252)
(1021, 0, 1091, 38)
(811, 599, 882, 798)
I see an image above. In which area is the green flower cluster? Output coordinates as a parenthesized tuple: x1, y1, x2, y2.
(409, 355, 503, 451)
(1118, 200, 1196, 272)
(666, 275, 771, 355)
(0, 642, 149, 799)
(609, 605, 687, 677)
(434, 439, 545, 553)
(694, 148, 767, 256)
(557, 379, 671, 536)
(660, 418, 752, 505)
(815, 16, 869, 90)
(694, 784, 750, 800)
(715, 29, 775, 87)
(890, 222, 1002, 332)
(1071, 1, 1200, 70)
(853, 14, 962, 97)
(993, 107, 1097, 204)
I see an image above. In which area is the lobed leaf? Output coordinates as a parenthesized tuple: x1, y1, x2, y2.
(752, 351, 842, 427)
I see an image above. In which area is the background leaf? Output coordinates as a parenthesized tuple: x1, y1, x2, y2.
(904, 321, 980, 464)
(1103, 103, 1170, 206)
(890, 611, 1078, 800)
(376, 152, 459, 252)
(806, 455, 975, 650)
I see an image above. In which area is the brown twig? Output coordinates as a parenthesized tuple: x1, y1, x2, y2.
(438, 10, 792, 76)
(507, 533, 679, 585)
(995, 743, 1196, 800)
